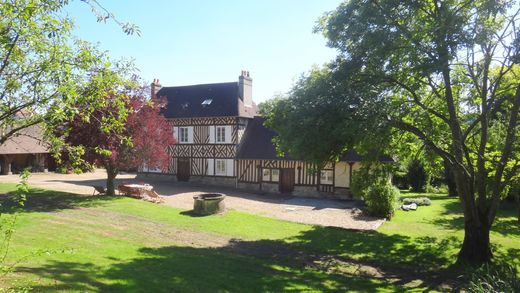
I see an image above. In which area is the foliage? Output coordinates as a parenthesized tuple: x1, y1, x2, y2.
(350, 165, 389, 200)
(125, 97, 174, 171)
(0, 169, 28, 276)
(407, 160, 429, 192)
(60, 91, 174, 195)
(0, 0, 139, 153)
(425, 184, 449, 195)
(465, 263, 520, 293)
(350, 165, 400, 218)
(263, 67, 391, 163)
(364, 182, 400, 219)
(267, 0, 520, 263)
(402, 197, 432, 206)
(80, 0, 141, 35)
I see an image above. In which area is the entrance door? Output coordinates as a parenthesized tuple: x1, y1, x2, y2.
(279, 168, 295, 193)
(177, 158, 190, 181)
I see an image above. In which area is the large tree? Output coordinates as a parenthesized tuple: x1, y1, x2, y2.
(0, 0, 138, 145)
(266, 0, 519, 264)
(62, 91, 174, 196)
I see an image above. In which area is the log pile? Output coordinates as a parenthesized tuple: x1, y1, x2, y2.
(117, 185, 164, 204)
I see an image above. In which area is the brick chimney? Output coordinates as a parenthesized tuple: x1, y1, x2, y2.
(151, 78, 162, 100)
(238, 70, 252, 107)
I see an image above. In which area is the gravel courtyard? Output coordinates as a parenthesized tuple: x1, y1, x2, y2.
(1, 170, 384, 230)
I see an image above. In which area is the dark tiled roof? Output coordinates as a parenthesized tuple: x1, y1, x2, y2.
(237, 117, 393, 163)
(236, 117, 291, 160)
(0, 125, 49, 155)
(158, 82, 239, 118)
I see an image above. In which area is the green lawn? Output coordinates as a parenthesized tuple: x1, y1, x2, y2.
(0, 184, 518, 292)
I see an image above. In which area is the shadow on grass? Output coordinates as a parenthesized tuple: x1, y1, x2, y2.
(430, 199, 520, 237)
(290, 226, 458, 274)
(179, 210, 206, 217)
(13, 225, 462, 291)
(0, 188, 118, 214)
(17, 245, 394, 292)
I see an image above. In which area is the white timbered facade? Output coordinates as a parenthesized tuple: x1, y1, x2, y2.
(143, 71, 391, 198)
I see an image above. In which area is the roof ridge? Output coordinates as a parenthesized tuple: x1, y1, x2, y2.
(160, 81, 237, 89)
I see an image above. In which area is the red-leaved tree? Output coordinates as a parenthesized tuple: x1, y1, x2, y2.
(63, 95, 174, 195)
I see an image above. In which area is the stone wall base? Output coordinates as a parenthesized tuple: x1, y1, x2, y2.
(138, 172, 351, 200)
(138, 173, 235, 188)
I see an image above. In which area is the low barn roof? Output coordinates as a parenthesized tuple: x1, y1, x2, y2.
(158, 82, 239, 118)
(236, 116, 291, 160)
(237, 117, 394, 163)
(0, 125, 49, 155)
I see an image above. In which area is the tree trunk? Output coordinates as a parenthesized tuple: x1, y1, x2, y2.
(443, 159, 457, 197)
(105, 164, 118, 196)
(515, 192, 520, 223)
(458, 220, 492, 264)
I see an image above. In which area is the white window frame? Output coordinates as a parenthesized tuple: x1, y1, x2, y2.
(262, 169, 271, 182)
(179, 127, 189, 143)
(271, 169, 280, 182)
(215, 159, 226, 176)
(262, 168, 280, 182)
(320, 170, 334, 185)
(216, 126, 226, 143)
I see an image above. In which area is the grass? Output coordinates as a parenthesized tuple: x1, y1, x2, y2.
(0, 184, 518, 292)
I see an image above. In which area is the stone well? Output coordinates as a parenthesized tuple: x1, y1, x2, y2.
(193, 193, 226, 215)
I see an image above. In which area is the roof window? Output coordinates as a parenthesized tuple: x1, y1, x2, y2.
(201, 98, 213, 106)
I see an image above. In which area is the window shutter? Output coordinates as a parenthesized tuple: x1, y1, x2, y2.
(226, 159, 234, 176)
(225, 125, 232, 143)
(209, 126, 215, 143)
(207, 159, 214, 176)
(173, 127, 179, 141)
(187, 126, 194, 143)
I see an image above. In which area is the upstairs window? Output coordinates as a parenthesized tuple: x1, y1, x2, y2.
(179, 127, 189, 143)
(216, 126, 226, 143)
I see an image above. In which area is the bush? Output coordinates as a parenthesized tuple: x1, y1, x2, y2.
(402, 197, 431, 206)
(465, 263, 520, 293)
(407, 160, 428, 192)
(364, 183, 400, 219)
(351, 168, 388, 200)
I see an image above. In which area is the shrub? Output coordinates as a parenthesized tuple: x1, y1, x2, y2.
(465, 263, 520, 293)
(364, 183, 400, 219)
(402, 197, 431, 206)
(351, 171, 368, 200)
(407, 160, 428, 192)
(351, 168, 388, 200)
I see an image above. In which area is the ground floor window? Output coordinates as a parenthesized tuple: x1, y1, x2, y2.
(262, 168, 280, 182)
(215, 159, 226, 176)
(320, 170, 333, 185)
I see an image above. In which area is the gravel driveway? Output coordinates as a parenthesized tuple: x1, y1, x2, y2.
(1, 170, 384, 230)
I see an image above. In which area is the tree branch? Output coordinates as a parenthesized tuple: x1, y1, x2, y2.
(488, 84, 520, 224)
(0, 118, 43, 145)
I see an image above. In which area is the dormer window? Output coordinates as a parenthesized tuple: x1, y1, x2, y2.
(201, 98, 212, 106)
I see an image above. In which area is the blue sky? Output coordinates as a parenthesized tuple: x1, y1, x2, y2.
(64, 0, 342, 104)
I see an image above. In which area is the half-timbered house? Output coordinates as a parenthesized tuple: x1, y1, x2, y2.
(141, 71, 391, 198)
(235, 117, 386, 197)
(144, 71, 256, 187)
